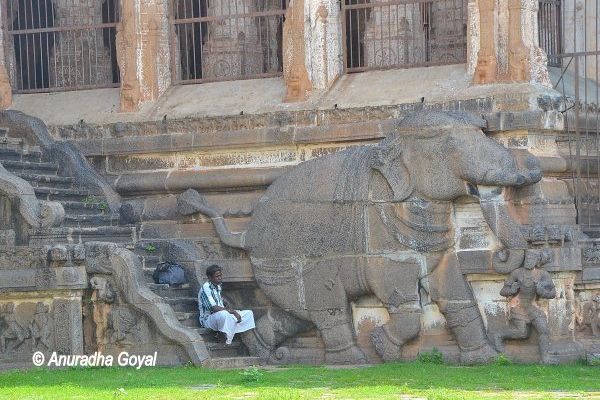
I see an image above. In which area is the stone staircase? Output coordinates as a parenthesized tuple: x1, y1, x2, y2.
(134, 240, 261, 368)
(0, 128, 135, 245)
(0, 128, 259, 368)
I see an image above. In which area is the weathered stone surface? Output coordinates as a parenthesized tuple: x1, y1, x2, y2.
(84, 241, 210, 365)
(0, 162, 64, 232)
(0, 111, 121, 212)
(0, 230, 15, 247)
(491, 249, 571, 364)
(0, 297, 85, 366)
(195, 111, 547, 364)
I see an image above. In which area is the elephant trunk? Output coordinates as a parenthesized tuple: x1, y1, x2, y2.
(478, 186, 527, 273)
(177, 189, 247, 250)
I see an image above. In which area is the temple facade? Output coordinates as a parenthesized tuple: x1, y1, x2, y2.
(0, 0, 599, 367)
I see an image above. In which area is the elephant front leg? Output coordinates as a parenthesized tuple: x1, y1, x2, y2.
(428, 252, 498, 364)
(366, 257, 422, 361)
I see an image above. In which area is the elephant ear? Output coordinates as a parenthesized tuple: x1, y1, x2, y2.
(368, 145, 413, 201)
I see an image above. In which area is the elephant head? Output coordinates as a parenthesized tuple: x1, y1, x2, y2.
(369, 111, 542, 201)
(368, 111, 542, 270)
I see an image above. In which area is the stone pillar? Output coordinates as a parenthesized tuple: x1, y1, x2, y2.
(53, 297, 85, 355)
(0, 4, 12, 109)
(283, 0, 342, 102)
(472, 0, 550, 85)
(283, 0, 312, 101)
(305, 0, 343, 90)
(117, 0, 170, 112)
(472, 0, 498, 83)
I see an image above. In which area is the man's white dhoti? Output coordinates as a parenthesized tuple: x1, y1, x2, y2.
(204, 310, 256, 344)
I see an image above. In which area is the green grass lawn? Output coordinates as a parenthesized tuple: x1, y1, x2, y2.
(0, 362, 599, 400)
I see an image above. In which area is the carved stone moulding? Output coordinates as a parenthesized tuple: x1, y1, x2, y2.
(0, 245, 88, 293)
(0, 294, 84, 367)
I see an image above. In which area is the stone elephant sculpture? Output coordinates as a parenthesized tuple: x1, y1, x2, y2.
(186, 111, 542, 364)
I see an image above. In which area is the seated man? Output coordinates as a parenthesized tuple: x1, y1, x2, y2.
(198, 264, 255, 344)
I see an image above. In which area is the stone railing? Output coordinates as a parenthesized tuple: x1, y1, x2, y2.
(84, 242, 209, 365)
(0, 162, 64, 229)
(0, 111, 121, 212)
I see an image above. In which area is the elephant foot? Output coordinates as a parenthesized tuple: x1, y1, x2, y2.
(268, 346, 291, 364)
(240, 329, 272, 360)
(371, 325, 402, 362)
(325, 345, 367, 365)
(460, 343, 498, 365)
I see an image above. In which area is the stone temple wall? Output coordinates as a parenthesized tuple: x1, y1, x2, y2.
(29, 88, 599, 365)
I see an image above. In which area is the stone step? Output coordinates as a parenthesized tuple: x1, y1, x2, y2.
(207, 341, 247, 358)
(1, 160, 58, 175)
(62, 200, 112, 215)
(0, 136, 23, 146)
(142, 267, 159, 284)
(134, 240, 170, 256)
(148, 283, 194, 299)
(203, 357, 263, 369)
(28, 226, 137, 246)
(138, 254, 163, 265)
(0, 147, 43, 162)
(165, 296, 198, 313)
(63, 213, 119, 228)
(175, 311, 201, 328)
(148, 282, 192, 290)
(15, 172, 73, 189)
(34, 187, 90, 202)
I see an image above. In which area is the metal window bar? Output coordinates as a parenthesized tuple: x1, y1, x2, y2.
(170, 0, 287, 85)
(341, 0, 467, 72)
(553, 52, 600, 233)
(4, 0, 121, 94)
(538, 0, 561, 67)
(548, 0, 600, 234)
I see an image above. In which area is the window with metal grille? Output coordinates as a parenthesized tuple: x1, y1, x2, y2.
(538, 0, 561, 67)
(170, 0, 286, 84)
(341, 0, 467, 72)
(547, 0, 599, 232)
(4, 0, 120, 93)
